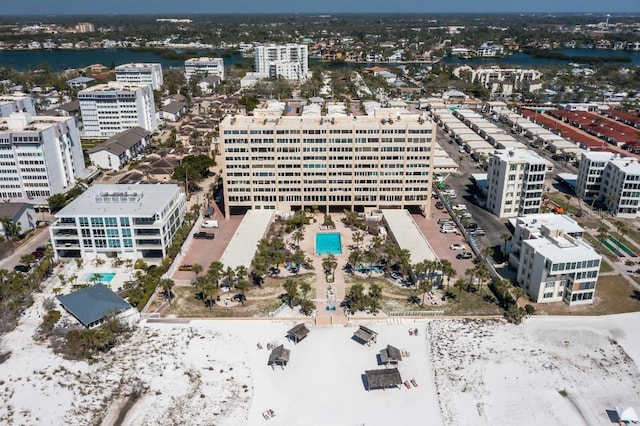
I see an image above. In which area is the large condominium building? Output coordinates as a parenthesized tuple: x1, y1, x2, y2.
(184, 57, 225, 81)
(0, 94, 36, 117)
(471, 67, 542, 94)
(0, 112, 85, 202)
(513, 214, 600, 306)
(220, 106, 435, 217)
(78, 82, 157, 139)
(486, 148, 548, 218)
(115, 63, 164, 90)
(50, 184, 186, 261)
(254, 44, 309, 81)
(576, 151, 640, 217)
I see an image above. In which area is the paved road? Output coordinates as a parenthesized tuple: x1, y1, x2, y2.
(0, 226, 51, 271)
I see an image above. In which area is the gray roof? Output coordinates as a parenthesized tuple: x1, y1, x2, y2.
(57, 283, 132, 327)
(59, 100, 81, 112)
(380, 345, 402, 363)
(55, 183, 182, 217)
(365, 368, 402, 389)
(200, 75, 221, 84)
(88, 127, 149, 156)
(161, 101, 186, 115)
(67, 76, 95, 84)
(0, 202, 33, 221)
(287, 323, 310, 341)
(354, 325, 378, 343)
(268, 344, 290, 365)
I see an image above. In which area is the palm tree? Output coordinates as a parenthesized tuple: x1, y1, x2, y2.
(235, 279, 249, 305)
(322, 255, 338, 282)
(203, 281, 217, 312)
(500, 233, 512, 257)
(352, 231, 364, 249)
(614, 220, 628, 243)
(160, 278, 175, 303)
(348, 249, 363, 270)
(453, 278, 467, 300)
(224, 266, 236, 288)
(191, 263, 203, 281)
(368, 283, 382, 313)
(596, 226, 609, 250)
(283, 278, 299, 307)
(481, 245, 493, 262)
(207, 261, 224, 287)
(440, 259, 455, 292)
(473, 263, 489, 296)
(368, 235, 384, 253)
(299, 281, 312, 301)
(397, 249, 411, 276)
(465, 267, 476, 292)
(291, 229, 305, 248)
(364, 250, 378, 276)
(235, 265, 247, 282)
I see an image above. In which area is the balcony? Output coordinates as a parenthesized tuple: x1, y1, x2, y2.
(52, 229, 78, 237)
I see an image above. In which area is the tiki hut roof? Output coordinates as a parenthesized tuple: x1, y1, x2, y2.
(354, 325, 378, 344)
(287, 324, 310, 342)
(380, 345, 402, 364)
(365, 368, 402, 390)
(268, 344, 290, 365)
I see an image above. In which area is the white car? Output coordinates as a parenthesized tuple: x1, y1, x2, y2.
(452, 204, 467, 211)
(440, 227, 457, 234)
(202, 220, 219, 228)
(449, 244, 466, 250)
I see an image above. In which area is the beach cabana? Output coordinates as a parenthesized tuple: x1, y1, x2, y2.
(353, 326, 378, 346)
(364, 368, 402, 391)
(268, 345, 290, 369)
(617, 406, 640, 424)
(379, 345, 402, 366)
(286, 324, 310, 344)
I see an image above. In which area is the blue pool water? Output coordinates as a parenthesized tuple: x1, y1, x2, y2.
(84, 272, 116, 283)
(355, 265, 384, 273)
(316, 233, 342, 255)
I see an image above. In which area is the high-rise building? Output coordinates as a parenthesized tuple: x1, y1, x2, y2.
(576, 151, 640, 217)
(78, 82, 157, 139)
(0, 112, 85, 202)
(50, 184, 186, 261)
(184, 57, 225, 81)
(219, 105, 435, 217)
(254, 44, 309, 81)
(486, 148, 548, 218)
(0, 94, 36, 117)
(115, 63, 164, 90)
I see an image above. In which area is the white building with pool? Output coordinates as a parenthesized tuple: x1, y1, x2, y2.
(49, 184, 186, 262)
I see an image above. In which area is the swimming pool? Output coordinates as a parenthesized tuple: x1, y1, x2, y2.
(316, 233, 342, 255)
(84, 272, 116, 283)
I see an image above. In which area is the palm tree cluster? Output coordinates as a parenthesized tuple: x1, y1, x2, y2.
(189, 261, 250, 311)
(282, 278, 314, 315)
(411, 259, 457, 306)
(347, 236, 408, 278)
(343, 282, 383, 314)
(251, 235, 306, 278)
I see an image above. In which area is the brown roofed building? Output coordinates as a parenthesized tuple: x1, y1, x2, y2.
(364, 368, 402, 391)
(268, 344, 290, 369)
(88, 127, 151, 171)
(353, 326, 378, 346)
(286, 324, 310, 344)
(379, 345, 402, 366)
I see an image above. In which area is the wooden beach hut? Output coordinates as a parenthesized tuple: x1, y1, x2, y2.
(268, 344, 290, 369)
(286, 324, 310, 344)
(353, 325, 378, 346)
(379, 345, 402, 366)
(364, 368, 402, 391)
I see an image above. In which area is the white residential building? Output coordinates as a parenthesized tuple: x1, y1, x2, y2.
(220, 107, 435, 217)
(576, 152, 640, 217)
(87, 127, 150, 171)
(50, 184, 186, 261)
(78, 82, 157, 139)
(486, 148, 548, 218)
(471, 67, 543, 94)
(254, 44, 309, 81)
(0, 94, 36, 117)
(0, 112, 85, 202)
(184, 57, 225, 81)
(115, 63, 164, 90)
(513, 215, 600, 306)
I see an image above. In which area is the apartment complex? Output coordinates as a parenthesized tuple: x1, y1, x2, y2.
(511, 214, 600, 306)
(115, 63, 164, 90)
(576, 151, 640, 217)
(87, 127, 151, 171)
(254, 44, 309, 81)
(0, 94, 36, 117)
(0, 112, 85, 202)
(220, 106, 435, 217)
(78, 82, 157, 138)
(184, 57, 225, 81)
(471, 67, 542, 94)
(50, 184, 186, 261)
(486, 148, 548, 218)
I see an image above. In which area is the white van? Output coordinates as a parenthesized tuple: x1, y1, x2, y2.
(202, 220, 219, 228)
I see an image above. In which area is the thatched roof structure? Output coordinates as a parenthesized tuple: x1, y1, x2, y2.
(365, 368, 402, 391)
(287, 324, 310, 344)
(353, 325, 378, 346)
(268, 344, 290, 367)
(380, 345, 402, 365)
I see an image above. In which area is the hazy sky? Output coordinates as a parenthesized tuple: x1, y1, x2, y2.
(3, 0, 638, 15)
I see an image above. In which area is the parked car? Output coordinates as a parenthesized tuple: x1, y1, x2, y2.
(193, 231, 215, 240)
(440, 227, 457, 234)
(435, 201, 444, 210)
(31, 251, 45, 259)
(438, 218, 453, 225)
(389, 272, 402, 280)
(449, 244, 466, 250)
(472, 228, 486, 236)
(13, 265, 30, 273)
(452, 204, 467, 211)
(465, 222, 479, 230)
(202, 220, 219, 228)
(178, 264, 193, 271)
(460, 212, 473, 220)
(456, 252, 473, 260)
(34, 246, 46, 253)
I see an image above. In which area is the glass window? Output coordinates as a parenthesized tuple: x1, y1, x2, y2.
(120, 217, 130, 227)
(123, 239, 133, 248)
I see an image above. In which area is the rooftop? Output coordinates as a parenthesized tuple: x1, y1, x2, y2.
(492, 148, 547, 164)
(88, 127, 149, 156)
(0, 202, 33, 220)
(365, 368, 402, 389)
(55, 184, 182, 218)
(513, 213, 583, 235)
(382, 209, 438, 264)
(219, 210, 274, 270)
(0, 113, 74, 132)
(115, 63, 161, 70)
(524, 234, 600, 262)
(185, 57, 223, 64)
(78, 82, 150, 93)
(57, 283, 132, 327)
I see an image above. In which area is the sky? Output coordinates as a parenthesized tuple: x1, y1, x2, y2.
(2, 0, 638, 15)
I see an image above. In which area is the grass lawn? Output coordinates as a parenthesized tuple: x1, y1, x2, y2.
(599, 260, 614, 273)
(533, 275, 640, 316)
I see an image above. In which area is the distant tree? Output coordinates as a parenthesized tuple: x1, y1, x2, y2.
(283, 279, 299, 308)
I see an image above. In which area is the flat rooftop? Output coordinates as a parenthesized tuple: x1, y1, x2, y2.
(222, 108, 432, 125)
(381, 209, 438, 264)
(55, 184, 182, 217)
(524, 235, 600, 262)
(492, 148, 547, 164)
(0, 113, 74, 132)
(219, 210, 274, 270)
(115, 63, 161, 70)
(79, 82, 149, 93)
(513, 213, 583, 235)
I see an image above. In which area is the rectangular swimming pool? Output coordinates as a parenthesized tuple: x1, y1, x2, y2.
(316, 233, 342, 255)
(84, 272, 116, 283)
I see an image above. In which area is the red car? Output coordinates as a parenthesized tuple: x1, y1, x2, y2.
(31, 251, 45, 259)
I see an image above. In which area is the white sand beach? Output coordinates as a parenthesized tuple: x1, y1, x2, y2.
(2, 309, 640, 425)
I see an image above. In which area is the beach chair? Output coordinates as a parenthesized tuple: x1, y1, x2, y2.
(262, 410, 271, 420)
(411, 379, 418, 387)
(404, 380, 411, 389)
(268, 409, 276, 417)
